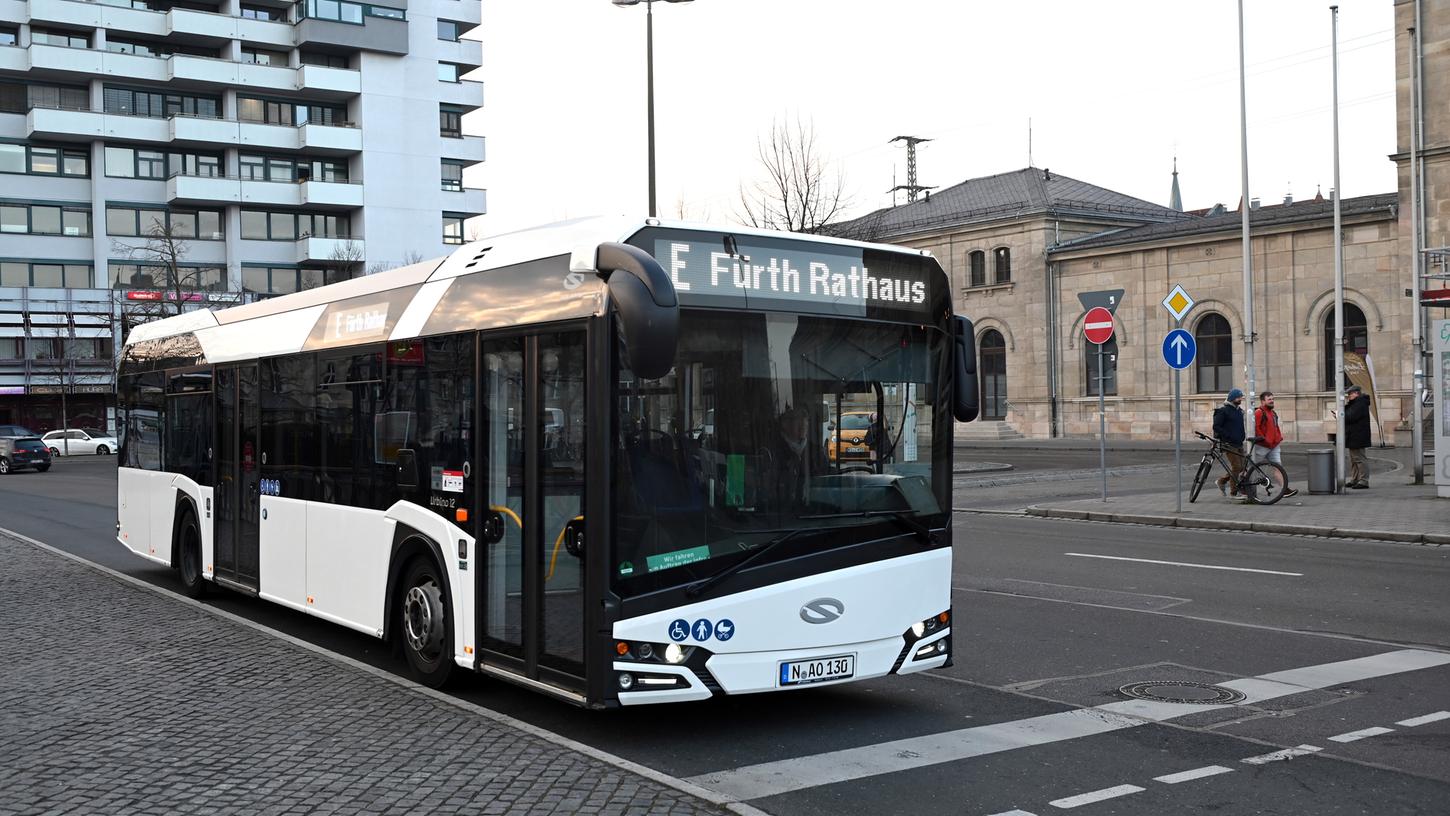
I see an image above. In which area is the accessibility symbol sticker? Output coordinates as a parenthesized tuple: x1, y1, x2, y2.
(692, 618, 713, 642)
(714, 619, 735, 641)
(668, 619, 690, 643)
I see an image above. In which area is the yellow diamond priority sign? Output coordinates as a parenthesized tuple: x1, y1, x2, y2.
(1162, 284, 1195, 322)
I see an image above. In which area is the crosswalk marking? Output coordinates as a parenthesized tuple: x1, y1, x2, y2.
(1328, 726, 1394, 743)
(1153, 765, 1235, 784)
(1242, 745, 1322, 765)
(1048, 785, 1144, 809)
(686, 648, 1450, 800)
(1396, 710, 1450, 727)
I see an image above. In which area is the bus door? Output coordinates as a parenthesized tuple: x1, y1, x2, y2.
(214, 363, 261, 591)
(475, 329, 588, 693)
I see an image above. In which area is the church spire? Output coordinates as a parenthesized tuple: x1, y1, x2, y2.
(1169, 156, 1183, 212)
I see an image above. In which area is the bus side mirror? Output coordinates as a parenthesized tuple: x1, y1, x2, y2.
(596, 242, 679, 380)
(952, 315, 979, 423)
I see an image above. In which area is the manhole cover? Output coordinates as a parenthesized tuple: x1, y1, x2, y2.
(1117, 681, 1246, 705)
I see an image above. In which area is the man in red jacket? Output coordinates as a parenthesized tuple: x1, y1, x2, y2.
(1253, 391, 1299, 498)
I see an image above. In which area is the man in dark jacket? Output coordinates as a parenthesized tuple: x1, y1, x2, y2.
(1212, 388, 1247, 496)
(1344, 384, 1372, 488)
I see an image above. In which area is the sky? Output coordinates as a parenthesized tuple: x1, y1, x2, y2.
(467, 1, 1399, 236)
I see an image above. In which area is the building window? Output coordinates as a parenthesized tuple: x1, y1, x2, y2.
(994, 247, 1011, 284)
(440, 105, 463, 138)
(442, 214, 465, 245)
(0, 26, 19, 46)
(238, 95, 347, 126)
(0, 260, 90, 288)
(243, 47, 290, 66)
(0, 203, 91, 236)
(106, 38, 214, 58)
(0, 337, 19, 358)
(105, 206, 223, 239)
(968, 250, 985, 287)
(103, 86, 221, 119)
(241, 4, 286, 20)
(109, 261, 225, 291)
(437, 62, 462, 83)
(1323, 303, 1368, 390)
(239, 153, 348, 183)
(1085, 336, 1117, 396)
(241, 209, 350, 240)
(301, 51, 348, 68)
(242, 265, 327, 295)
(31, 29, 90, 49)
(1194, 312, 1233, 394)
(441, 160, 465, 192)
(0, 142, 88, 176)
(6, 82, 89, 113)
(437, 20, 465, 41)
(302, 0, 404, 23)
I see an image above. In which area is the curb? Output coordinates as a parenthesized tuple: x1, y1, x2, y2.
(952, 462, 1014, 475)
(956, 462, 1191, 488)
(1024, 506, 1443, 546)
(0, 527, 766, 816)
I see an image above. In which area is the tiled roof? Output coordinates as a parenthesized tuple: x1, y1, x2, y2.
(828, 167, 1189, 240)
(1048, 192, 1398, 253)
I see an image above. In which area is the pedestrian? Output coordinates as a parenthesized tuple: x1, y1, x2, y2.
(1212, 387, 1247, 497)
(1344, 384, 1372, 489)
(1253, 391, 1299, 499)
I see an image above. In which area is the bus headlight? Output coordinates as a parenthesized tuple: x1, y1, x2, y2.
(910, 621, 926, 638)
(664, 643, 690, 664)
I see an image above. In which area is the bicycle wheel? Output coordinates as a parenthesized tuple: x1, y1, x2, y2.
(1189, 458, 1212, 503)
(1242, 461, 1288, 505)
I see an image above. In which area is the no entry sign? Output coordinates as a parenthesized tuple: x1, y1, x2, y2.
(1083, 307, 1115, 345)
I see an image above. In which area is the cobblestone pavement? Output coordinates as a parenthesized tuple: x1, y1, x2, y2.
(0, 534, 729, 816)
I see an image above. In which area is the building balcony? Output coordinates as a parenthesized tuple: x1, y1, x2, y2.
(442, 134, 485, 163)
(296, 64, 361, 97)
(27, 106, 169, 143)
(437, 78, 484, 108)
(169, 113, 239, 147)
(165, 7, 292, 49)
(167, 173, 240, 204)
(301, 179, 363, 207)
(295, 16, 407, 55)
(441, 187, 486, 216)
(435, 39, 482, 71)
(28, 0, 165, 36)
(0, 44, 24, 73)
(295, 236, 362, 263)
(299, 121, 363, 154)
(167, 54, 295, 92)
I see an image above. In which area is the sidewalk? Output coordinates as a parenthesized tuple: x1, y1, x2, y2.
(1024, 478, 1448, 546)
(0, 532, 730, 816)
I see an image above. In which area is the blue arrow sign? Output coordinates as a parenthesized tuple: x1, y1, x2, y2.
(1162, 329, 1196, 370)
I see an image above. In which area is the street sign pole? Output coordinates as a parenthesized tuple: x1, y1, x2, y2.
(1161, 286, 1198, 513)
(1174, 318, 1182, 514)
(1099, 343, 1106, 502)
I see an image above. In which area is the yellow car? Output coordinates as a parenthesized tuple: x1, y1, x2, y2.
(826, 411, 876, 463)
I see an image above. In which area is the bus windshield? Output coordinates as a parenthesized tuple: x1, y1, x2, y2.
(613, 309, 947, 594)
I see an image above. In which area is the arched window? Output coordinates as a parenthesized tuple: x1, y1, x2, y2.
(1085, 336, 1117, 396)
(1323, 303, 1368, 390)
(994, 247, 1011, 284)
(968, 251, 985, 287)
(979, 329, 1006, 420)
(1194, 312, 1233, 394)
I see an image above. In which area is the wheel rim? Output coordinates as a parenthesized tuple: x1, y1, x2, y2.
(0, 459, 8, 474)
(402, 578, 446, 664)
(97, 446, 108, 455)
(49, 448, 58, 456)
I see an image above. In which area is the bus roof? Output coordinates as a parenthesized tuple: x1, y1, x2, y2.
(121, 216, 939, 364)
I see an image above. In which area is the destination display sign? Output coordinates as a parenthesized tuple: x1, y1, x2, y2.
(633, 228, 943, 321)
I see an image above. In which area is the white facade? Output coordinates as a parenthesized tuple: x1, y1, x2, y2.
(0, 0, 483, 427)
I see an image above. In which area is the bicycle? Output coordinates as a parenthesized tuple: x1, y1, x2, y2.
(1189, 431, 1289, 505)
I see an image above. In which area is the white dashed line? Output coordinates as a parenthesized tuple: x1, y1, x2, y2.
(1396, 711, 1450, 727)
(1153, 765, 1235, 784)
(1048, 785, 1145, 809)
(1241, 745, 1322, 764)
(1063, 552, 1303, 576)
(1328, 726, 1395, 743)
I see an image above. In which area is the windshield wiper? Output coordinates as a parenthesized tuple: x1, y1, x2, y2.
(799, 510, 938, 545)
(684, 526, 834, 599)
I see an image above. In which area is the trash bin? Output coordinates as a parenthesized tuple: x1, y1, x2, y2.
(1307, 449, 1336, 495)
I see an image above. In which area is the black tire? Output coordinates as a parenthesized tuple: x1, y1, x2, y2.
(397, 555, 454, 688)
(0, 457, 9, 475)
(176, 511, 207, 598)
(1188, 458, 1212, 503)
(49, 447, 59, 457)
(1242, 461, 1289, 506)
(34, 464, 50, 473)
(96, 445, 110, 455)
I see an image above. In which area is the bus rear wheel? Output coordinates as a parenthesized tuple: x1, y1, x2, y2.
(399, 556, 454, 688)
(176, 511, 206, 599)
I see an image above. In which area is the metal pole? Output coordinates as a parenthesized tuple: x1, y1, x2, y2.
(1175, 319, 1183, 513)
(1332, 5, 1347, 492)
(1237, 0, 1257, 419)
(1099, 343, 1106, 501)
(1412, 3, 1426, 482)
(645, 0, 657, 218)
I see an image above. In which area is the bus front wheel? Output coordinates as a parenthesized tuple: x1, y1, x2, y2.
(398, 556, 454, 688)
(176, 510, 207, 599)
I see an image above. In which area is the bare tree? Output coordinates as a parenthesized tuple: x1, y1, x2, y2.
(29, 334, 105, 451)
(326, 239, 366, 285)
(736, 117, 848, 233)
(112, 215, 201, 322)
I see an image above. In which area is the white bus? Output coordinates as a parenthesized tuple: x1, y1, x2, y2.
(116, 217, 980, 707)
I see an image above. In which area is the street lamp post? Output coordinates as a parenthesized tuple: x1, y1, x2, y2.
(612, 0, 692, 218)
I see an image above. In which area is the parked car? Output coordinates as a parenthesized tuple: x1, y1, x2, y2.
(0, 424, 39, 439)
(0, 437, 52, 474)
(41, 428, 118, 456)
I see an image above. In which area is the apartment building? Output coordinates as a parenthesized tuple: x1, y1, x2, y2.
(0, 0, 485, 431)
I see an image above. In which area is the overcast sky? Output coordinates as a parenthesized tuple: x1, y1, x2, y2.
(468, 1, 1397, 236)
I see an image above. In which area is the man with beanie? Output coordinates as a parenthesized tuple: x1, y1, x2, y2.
(1213, 387, 1247, 496)
(1344, 384, 1372, 489)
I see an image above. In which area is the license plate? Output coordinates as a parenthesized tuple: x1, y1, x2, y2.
(779, 654, 855, 686)
(848, 446, 865, 453)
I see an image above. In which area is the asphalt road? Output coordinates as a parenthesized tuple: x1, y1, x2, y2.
(6, 456, 1450, 815)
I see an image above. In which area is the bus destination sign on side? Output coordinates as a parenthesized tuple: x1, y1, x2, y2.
(654, 238, 929, 313)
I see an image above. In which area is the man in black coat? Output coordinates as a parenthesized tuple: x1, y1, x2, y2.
(1212, 388, 1247, 496)
(1344, 384, 1372, 489)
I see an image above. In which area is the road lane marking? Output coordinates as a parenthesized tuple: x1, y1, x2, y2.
(1153, 765, 1235, 784)
(1328, 726, 1394, 743)
(1396, 711, 1450, 727)
(1242, 745, 1322, 764)
(1064, 552, 1303, 576)
(1048, 785, 1144, 809)
(686, 648, 1450, 799)
(987, 810, 1037, 816)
